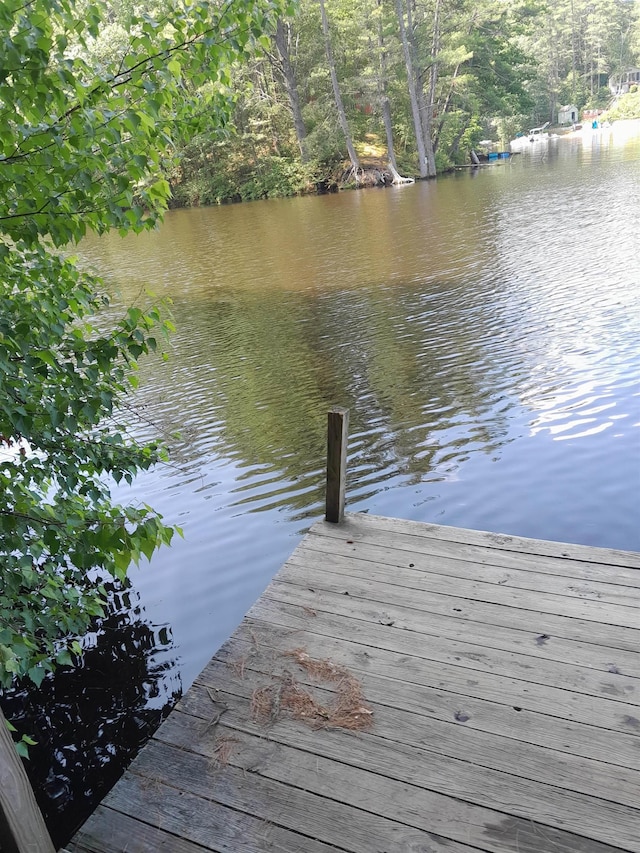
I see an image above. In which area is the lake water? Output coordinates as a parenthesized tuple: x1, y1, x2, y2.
(78, 130, 640, 689)
(8, 129, 640, 843)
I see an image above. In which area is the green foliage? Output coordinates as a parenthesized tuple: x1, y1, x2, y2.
(0, 248, 176, 688)
(3, 718, 37, 759)
(171, 134, 317, 204)
(0, 0, 287, 691)
(301, 108, 347, 166)
(585, 86, 615, 110)
(240, 156, 317, 199)
(494, 113, 530, 143)
(157, 0, 640, 188)
(462, 9, 535, 117)
(1, 0, 288, 246)
(176, 0, 549, 183)
(517, 0, 639, 123)
(603, 90, 640, 120)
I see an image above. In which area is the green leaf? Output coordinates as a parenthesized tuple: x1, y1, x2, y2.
(56, 649, 74, 667)
(16, 741, 30, 759)
(167, 58, 182, 79)
(28, 666, 46, 687)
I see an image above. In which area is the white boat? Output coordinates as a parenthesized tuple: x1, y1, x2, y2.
(509, 121, 551, 152)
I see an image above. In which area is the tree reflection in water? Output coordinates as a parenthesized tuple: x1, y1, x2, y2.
(0, 580, 181, 847)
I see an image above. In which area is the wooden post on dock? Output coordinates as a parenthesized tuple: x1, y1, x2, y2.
(326, 407, 349, 523)
(0, 706, 55, 853)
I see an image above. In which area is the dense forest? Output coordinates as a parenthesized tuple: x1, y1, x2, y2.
(160, 0, 640, 203)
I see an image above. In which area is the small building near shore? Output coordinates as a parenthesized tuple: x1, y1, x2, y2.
(558, 104, 579, 125)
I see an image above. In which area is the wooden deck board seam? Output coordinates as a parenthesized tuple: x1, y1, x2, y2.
(248, 600, 640, 702)
(100, 784, 358, 853)
(213, 629, 640, 735)
(324, 514, 640, 570)
(187, 673, 640, 771)
(301, 535, 640, 586)
(114, 749, 493, 853)
(143, 719, 640, 852)
(276, 559, 640, 628)
(249, 592, 640, 678)
(121, 740, 640, 853)
(295, 538, 640, 603)
(264, 575, 640, 651)
(168, 694, 640, 810)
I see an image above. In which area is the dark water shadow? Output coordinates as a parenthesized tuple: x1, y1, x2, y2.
(0, 580, 181, 847)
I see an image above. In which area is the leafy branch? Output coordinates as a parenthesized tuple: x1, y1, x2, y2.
(0, 0, 288, 698)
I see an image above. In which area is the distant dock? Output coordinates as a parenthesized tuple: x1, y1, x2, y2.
(67, 511, 640, 853)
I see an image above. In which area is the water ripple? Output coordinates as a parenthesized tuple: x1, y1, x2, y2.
(73, 137, 640, 695)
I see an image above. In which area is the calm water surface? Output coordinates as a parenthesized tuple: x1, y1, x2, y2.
(10, 131, 640, 842)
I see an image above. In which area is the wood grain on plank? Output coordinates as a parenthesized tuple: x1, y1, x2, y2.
(87, 775, 348, 853)
(258, 581, 640, 698)
(66, 515, 640, 853)
(313, 514, 640, 572)
(65, 805, 218, 853)
(174, 678, 640, 810)
(193, 654, 640, 769)
(278, 554, 640, 629)
(295, 535, 640, 607)
(167, 712, 640, 851)
(249, 592, 640, 679)
(0, 706, 55, 853)
(266, 569, 640, 652)
(117, 742, 488, 853)
(213, 619, 640, 736)
(126, 734, 628, 853)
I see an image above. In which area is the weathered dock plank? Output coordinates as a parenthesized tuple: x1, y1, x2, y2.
(200, 620, 640, 768)
(324, 514, 640, 573)
(68, 513, 640, 853)
(297, 531, 640, 602)
(252, 587, 640, 676)
(175, 678, 640, 809)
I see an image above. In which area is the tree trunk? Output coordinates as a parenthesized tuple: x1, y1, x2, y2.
(421, 0, 440, 176)
(376, 0, 400, 176)
(548, 16, 559, 124)
(570, 0, 578, 102)
(395, 0, 428, 177)
(404, 0, 436, 177)
(318, 0, 360, 177)
(274, 19, 309, 162)
(433, 61, 460, 154)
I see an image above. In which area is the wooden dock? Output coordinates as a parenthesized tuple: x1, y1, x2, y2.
(67, 513, 640, 853)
